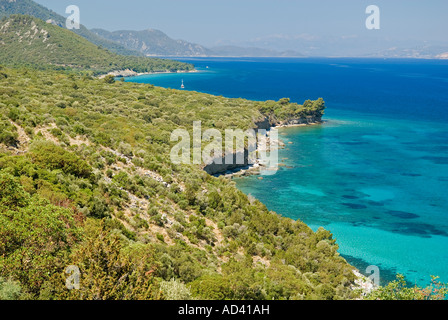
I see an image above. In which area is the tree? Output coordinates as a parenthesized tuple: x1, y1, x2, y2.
(0, 195, 80, 297)
(366, 274, 448, 300)
(29, 141, 93, 179)
(54, 220, 157, 300)
(159, 278, 194, 300)
(0, 277, 22, 300)
(103, 75, 115, 84)
(0, 172, 29, 209)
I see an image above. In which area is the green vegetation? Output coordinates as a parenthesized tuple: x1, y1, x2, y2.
(0, 63, 445, 300)
(0, 65, 362, 300)
(0, 116, 18, 146)
(259, 97, 325, 122)
(0, 277, 22, 300)
(0, 15, 194, 75)
(365, 274, 448, 300)
(91, 28, 212, 57)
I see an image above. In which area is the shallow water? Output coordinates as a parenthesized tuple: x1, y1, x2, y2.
(234, 114, 448, 286)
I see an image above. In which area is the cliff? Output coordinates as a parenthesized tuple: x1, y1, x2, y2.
(202, 114, 323, 175)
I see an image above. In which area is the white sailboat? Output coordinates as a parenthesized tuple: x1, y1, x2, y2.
(181, 79, 185, 89)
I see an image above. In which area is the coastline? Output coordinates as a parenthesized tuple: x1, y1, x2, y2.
(97, 68, 198, 79)
(215, 120, 323, 178)
(351, 270, 376, 298)
(119, 57, 448, 293)
(222, 120, 378, 297)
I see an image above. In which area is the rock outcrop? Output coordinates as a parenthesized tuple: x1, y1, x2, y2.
(202, 115, 323, 175)
(98, 69, 139, 79)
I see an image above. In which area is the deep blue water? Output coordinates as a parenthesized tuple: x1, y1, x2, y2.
(126, 57, 448, 286)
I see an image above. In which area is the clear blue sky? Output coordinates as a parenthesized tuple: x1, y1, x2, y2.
(35, 0, 448, 46)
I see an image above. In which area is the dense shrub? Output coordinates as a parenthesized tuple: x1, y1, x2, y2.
(0, 65, 431, 301)
(29, 141, 93, 179)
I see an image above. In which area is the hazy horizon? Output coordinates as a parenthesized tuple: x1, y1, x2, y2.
(20, 0, 444, 57)
(34, 0, 447, 46)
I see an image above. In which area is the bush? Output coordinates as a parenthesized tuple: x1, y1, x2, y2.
(103, 75, 115, 84)
(8, 108, 20, 121)
(0, 196, 80, 296)
(156, 233, 165, 242)
(0, 277, 22, 300)
(0, 172, 29, 209)
(0, 129, 18, 146)
(0, 119, 18, 146)
(118, 142, 133, 157)
(366, 274, 448, 300)
(190, 274, 233, 300)
(159, 278, 194, 300)
(54, 220, 157, 300)
(29, 141, 93, 179)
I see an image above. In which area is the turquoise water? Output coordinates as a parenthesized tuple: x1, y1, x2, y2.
(126, 58, 448, 286)
(235, 114, 448, 286)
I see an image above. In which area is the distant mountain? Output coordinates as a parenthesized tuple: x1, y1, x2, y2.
(5, 0, 445, 59)
(0, 0, 141, 56)
(209, 45, 303, 57)
(0, 15, 193, 74)
(92, 28, 213, 57)
(1, 0, 302, 58)
(93, 28, 304, 57)
(231, 34, 448, 59)
(366, 45, 448, 59)
(0, 0, 57, 20)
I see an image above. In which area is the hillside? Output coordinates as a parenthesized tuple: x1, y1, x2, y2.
(0, 35, 445, 302)
(0, 15, 194, 74)
(0, 63, 368, 300)
(0, 0, 141, 56)
(92, 28, 304, 58)
(1, 0, 304, 58)
(92, 28, 213, 57)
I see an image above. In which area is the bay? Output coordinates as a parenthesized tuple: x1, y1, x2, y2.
(126, 57, 448, 286)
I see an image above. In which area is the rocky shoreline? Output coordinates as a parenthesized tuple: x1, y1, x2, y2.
(204, 116, 323, 177)
(98, 68, 198, 79)
(351, 269, 377, 298)
(214, 117, 378, 298)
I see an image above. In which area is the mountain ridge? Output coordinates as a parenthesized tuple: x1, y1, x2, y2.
(2, 0, 447, 58)
(91, 27, 213, 57)
(92, 27, 304, 58)
(0, 0, 142, 56)
(1, 0, 304, 58)
(0, 15, 193, 74)
(0, 63, 363, 300)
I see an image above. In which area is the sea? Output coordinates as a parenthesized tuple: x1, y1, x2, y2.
(125, 57, 448, 287)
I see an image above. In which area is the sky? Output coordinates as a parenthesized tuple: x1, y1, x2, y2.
(35, 0, 448, 47)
